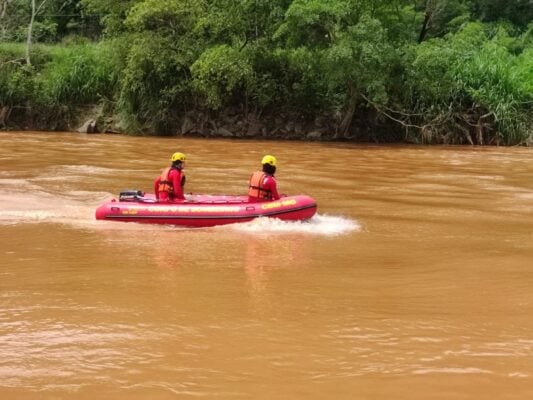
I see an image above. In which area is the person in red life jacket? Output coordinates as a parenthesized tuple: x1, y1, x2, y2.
(154, 152, 186, 202)
(248, 155, 280, 202)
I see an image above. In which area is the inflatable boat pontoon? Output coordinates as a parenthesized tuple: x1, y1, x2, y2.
(95, 191, 317, 227)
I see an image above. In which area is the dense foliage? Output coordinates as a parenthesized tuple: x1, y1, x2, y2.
(0, 0, 531, 144)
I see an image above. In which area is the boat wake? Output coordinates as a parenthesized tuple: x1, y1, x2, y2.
(0, 190, 109, 228)
(225, 214, 361, 236)
(0, 189, 359, 236)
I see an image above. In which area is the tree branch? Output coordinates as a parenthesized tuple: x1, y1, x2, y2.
(359, 92, 423, 129)
(36, 0, 50, 14)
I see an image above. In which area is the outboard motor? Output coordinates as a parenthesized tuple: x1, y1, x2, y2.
(119, 190, 144, 202)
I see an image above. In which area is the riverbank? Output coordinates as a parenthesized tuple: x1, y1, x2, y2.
(2, 103, 401, 142)
(4, 110, 533, 146)
(1, 19, 532, 146)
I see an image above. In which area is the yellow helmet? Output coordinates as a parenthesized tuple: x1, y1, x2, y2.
(171, 152, 186, 163)
(261, 155, 277, 166)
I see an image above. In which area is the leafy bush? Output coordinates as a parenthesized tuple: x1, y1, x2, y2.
(117, 34, 195, 133)
(12, 21, 58, 43)
(191, 45, 254, 110)
(0, 64, 33, 107)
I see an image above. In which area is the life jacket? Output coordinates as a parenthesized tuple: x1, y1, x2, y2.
(248, 171, 272, 199)
(158, 167, 185, 198)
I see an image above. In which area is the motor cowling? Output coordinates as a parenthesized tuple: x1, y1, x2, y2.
(119, 190, 144, 202)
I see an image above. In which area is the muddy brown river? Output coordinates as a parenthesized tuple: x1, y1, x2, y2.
(1, 131, 533, 399)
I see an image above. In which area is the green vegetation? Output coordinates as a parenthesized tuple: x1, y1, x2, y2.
(0, 0, 532, 144)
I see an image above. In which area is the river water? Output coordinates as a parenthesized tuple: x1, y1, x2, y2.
(1, 131, 533, 399)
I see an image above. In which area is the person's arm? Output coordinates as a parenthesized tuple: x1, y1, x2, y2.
(172, 170, 185, 200)
(154, 176, 161, 200)
(265, 176, 280, 200)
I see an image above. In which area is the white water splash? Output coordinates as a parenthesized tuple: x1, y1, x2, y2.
(227, 214, 360, 236)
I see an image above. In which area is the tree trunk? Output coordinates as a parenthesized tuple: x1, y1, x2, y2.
(26, 0, 49, 66)
(337, 82, 358, 139)
(26, 0, 36, 66)
(0, 0, 9, 39)
(418, 0, 434, 43)
(0, 106, 11, 127)
(418, 10, 432, 43)
(0, 0, 8, 19)
(0, 0, 6, 19)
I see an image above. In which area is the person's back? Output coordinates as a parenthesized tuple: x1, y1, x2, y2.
(154, 152, 186, 202)
(248, 155, 280, 202)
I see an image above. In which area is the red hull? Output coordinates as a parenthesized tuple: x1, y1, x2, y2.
(95, 194, 317, 227)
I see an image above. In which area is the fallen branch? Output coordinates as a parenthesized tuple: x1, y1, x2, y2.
(0, 59, 24, 67)
(359, 92, 423, 129)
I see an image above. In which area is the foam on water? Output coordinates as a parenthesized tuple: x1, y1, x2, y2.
(226, 214, 361, 236)
(45, 164, 118, 175)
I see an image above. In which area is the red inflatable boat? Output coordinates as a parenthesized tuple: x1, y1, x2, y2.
(95, 191, 317, 227)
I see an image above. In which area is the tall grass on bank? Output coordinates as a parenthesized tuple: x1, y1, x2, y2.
(406, 23, 532, 145)
(37, 44, 117, 105)
(0, 42, 118, 129)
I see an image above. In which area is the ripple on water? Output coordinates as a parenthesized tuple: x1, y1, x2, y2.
(0, 323, 155, 387)
(412, 367, 493, 375)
